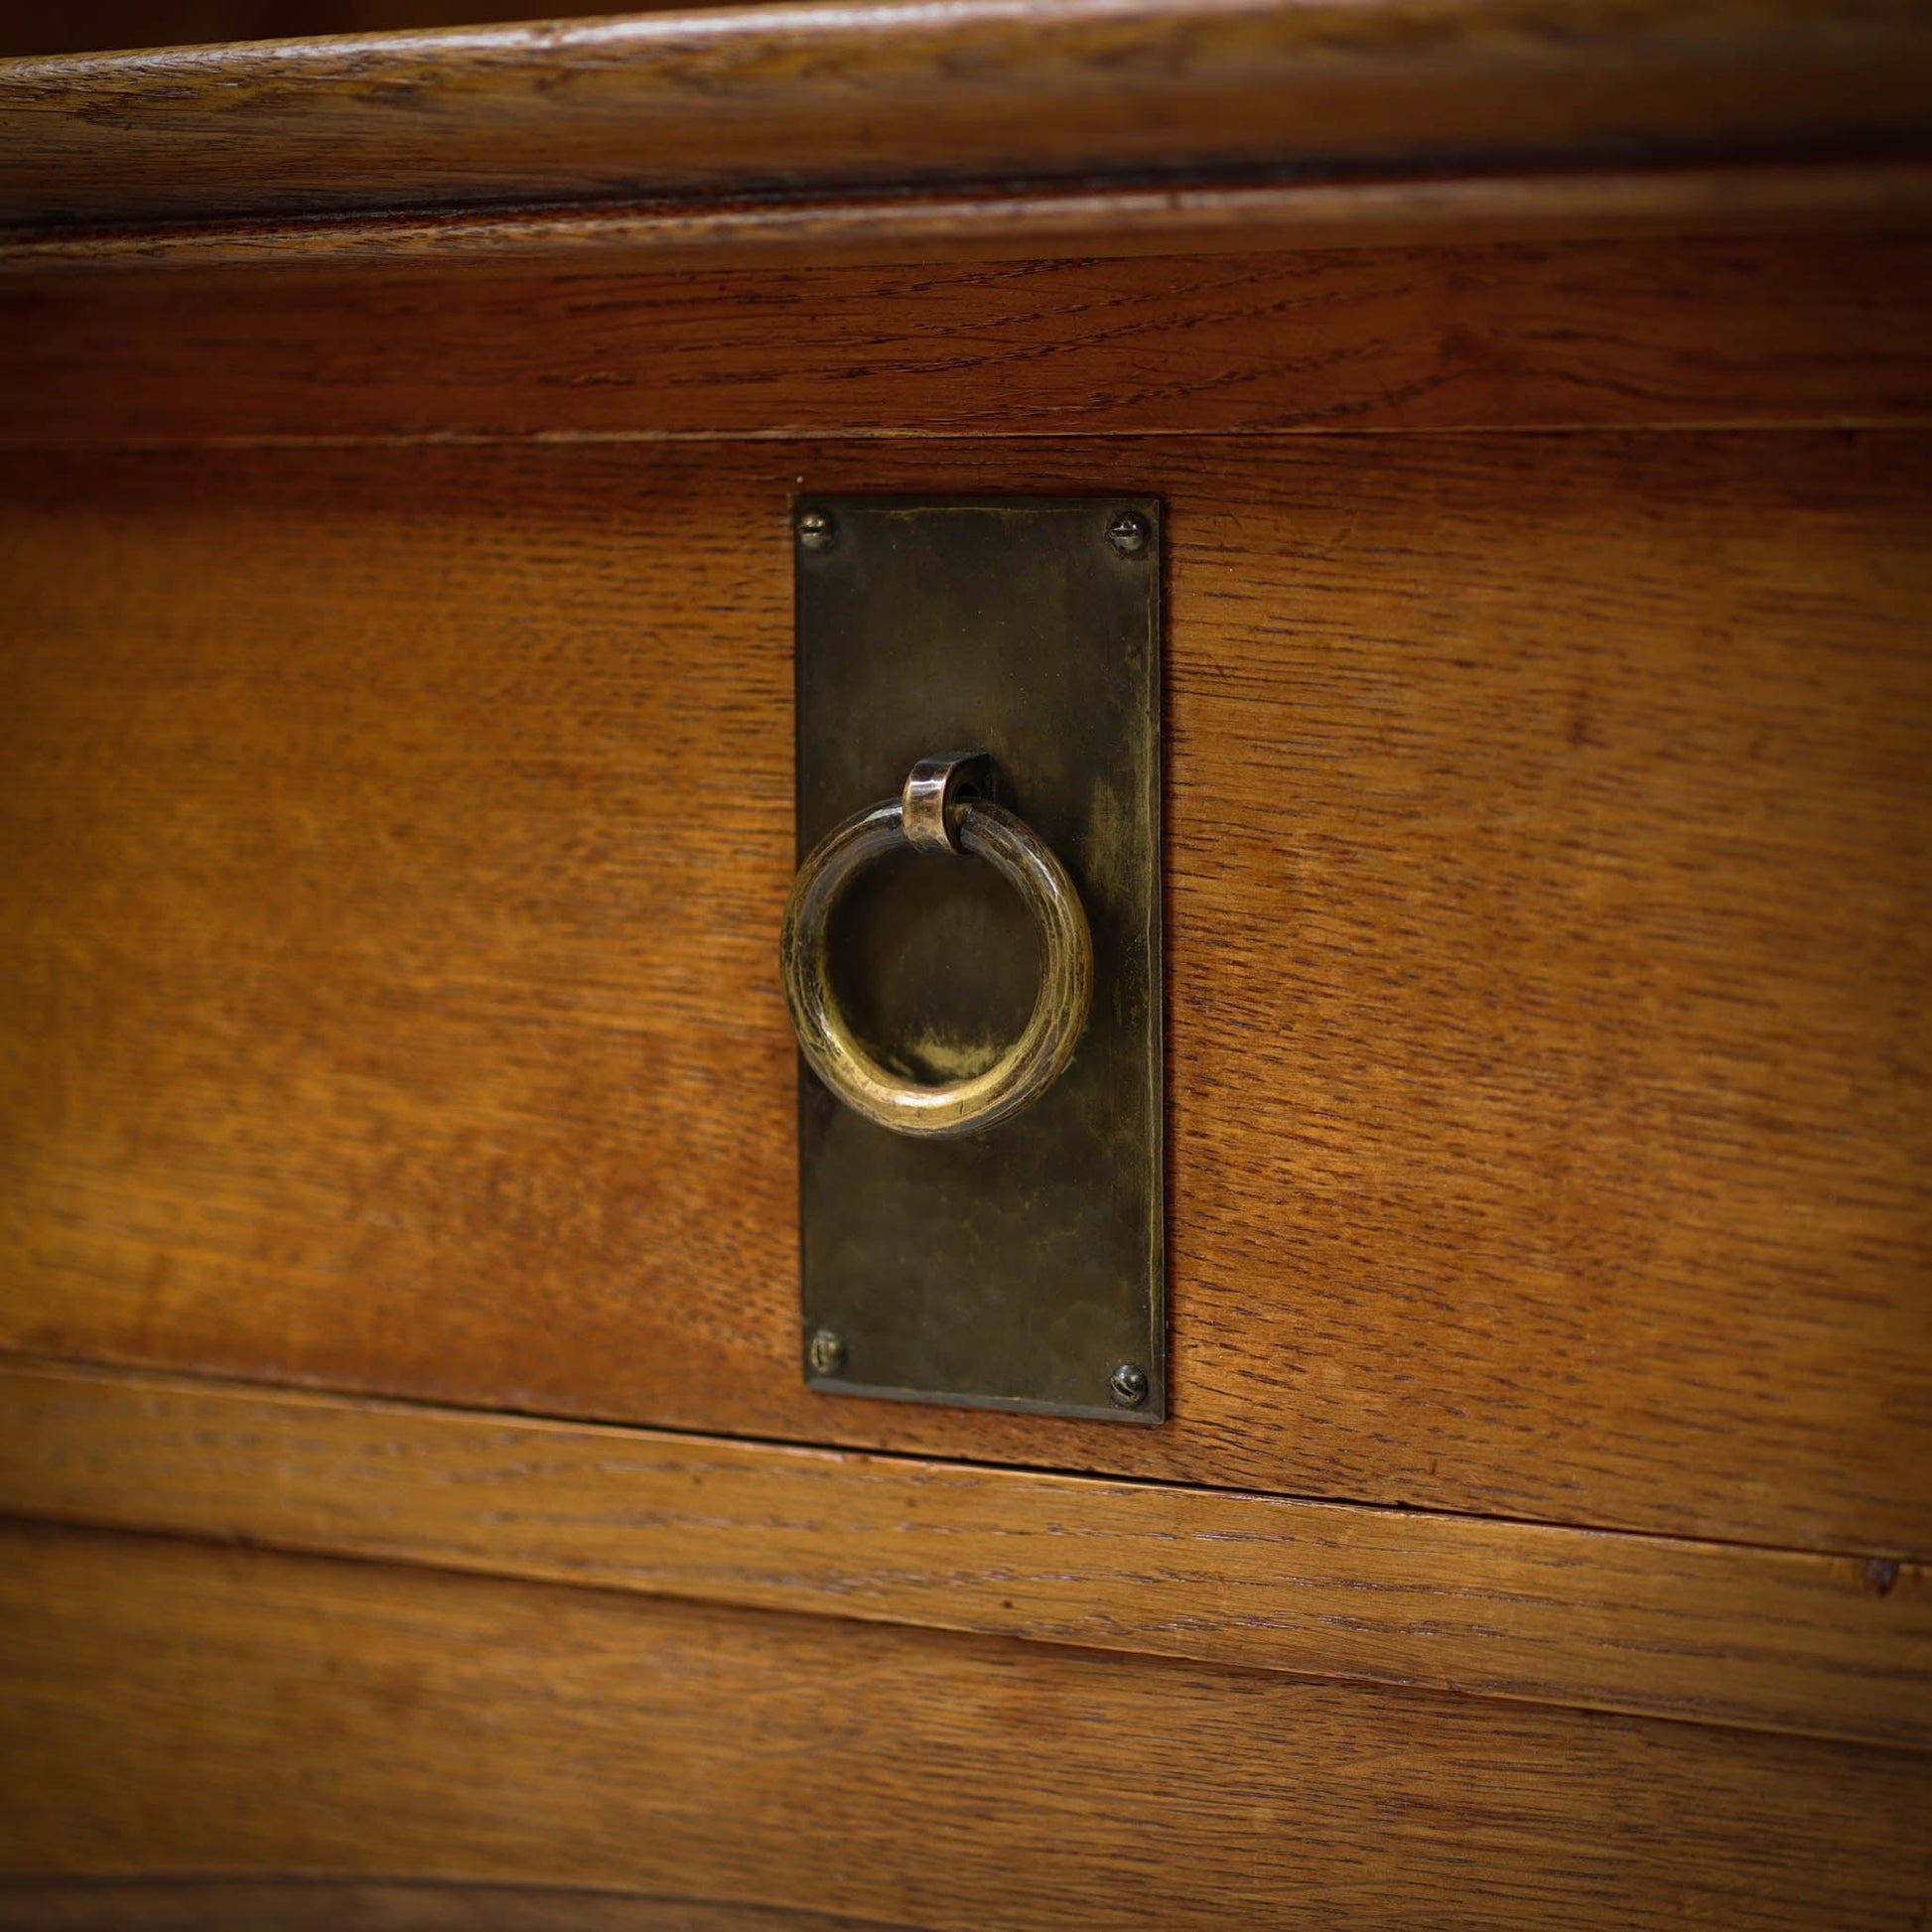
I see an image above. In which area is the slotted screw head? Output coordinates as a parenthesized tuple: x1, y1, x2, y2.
(796, 508, 837, 552)
(808, 1327, 848, 1376)
(1106, 510, 1151, 558)
(1109, 1361, 1150, 1408)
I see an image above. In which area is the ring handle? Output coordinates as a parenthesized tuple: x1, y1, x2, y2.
(779, 754, 1094, 1139)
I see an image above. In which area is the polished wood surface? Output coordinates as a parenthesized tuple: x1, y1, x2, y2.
(6, 234, 1931, 443)
(0, 1882, 895, 1931)
(4, 0, 1928, 1908)
(3, 1359, 1923, 1749)
(5, 0, 1931, 232)
(3, 430, 1926, 1553)
(1, 0, 581, 62)
(14, 165, 1932, 276)
(4, 1524, 1928, 1927)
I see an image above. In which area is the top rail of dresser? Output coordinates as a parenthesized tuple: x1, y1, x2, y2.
(4, 0, 1932, 271)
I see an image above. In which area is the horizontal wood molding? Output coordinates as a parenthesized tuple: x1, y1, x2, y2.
(4, 0, 1931, 239)
(4, 432, 1927, 1556)
(3, 232, 1931, 447)
(3, 1520, 1929, 1925)
(1, 1358, 1926, 1750)
(10, 164, 1932, 278)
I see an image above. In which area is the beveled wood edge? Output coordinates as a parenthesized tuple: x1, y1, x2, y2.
(4, 0, 1932, 246)
(0, 1354, 1923, 1751)
(7, 161, 1932, 277)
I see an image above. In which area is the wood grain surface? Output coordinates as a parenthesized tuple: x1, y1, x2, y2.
(0, 1881, 902, 1931)
(2, 0, 579, 63)
(5, 233, 1931, 445)
(3, 1525, 1930, 1927)
(13, 165, 1932, 278)
(5, 0, 1931, 230)
(2, 1358, 1924, 1749)
(2, 431, 1927, 1554)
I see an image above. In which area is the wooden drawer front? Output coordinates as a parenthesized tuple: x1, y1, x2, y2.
(6, 1, 1932, 1915)
(3, 428, 1926, 1554)
(4, 1523, 1928, 1928)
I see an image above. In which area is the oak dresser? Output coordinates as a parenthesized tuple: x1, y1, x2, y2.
(2, 1, 1931, 1923)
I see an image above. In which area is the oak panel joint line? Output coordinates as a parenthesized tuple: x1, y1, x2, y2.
(1, 1356, 1924, 1754)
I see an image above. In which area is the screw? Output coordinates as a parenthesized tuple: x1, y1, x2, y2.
(807, 1327, 847, 1376)
(1106, 510, 1151, 559)
(1861, 1557, 1901, 1596)
(796, 508, 837, 553)
(1109, 1361, 1150, 1408)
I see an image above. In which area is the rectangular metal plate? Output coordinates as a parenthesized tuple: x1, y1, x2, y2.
(794, 496, 1164, 1423)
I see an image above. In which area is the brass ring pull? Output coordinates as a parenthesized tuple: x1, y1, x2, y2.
(780, 753, 1093, 1139)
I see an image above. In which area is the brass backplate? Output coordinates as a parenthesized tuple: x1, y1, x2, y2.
(794, 496, 1164, 1422)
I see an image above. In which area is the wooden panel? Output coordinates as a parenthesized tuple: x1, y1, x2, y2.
(0, 1881, 895, 1931)
(2, 1360, 1924, 1748)
(2, 431, 1928, 1553)
(5, 234, 1932, 445)
(3, 1525, 1929, 1927)
(12, 166, 1932, 278)
(6, 0, 1931, 229)
(3, 0, 570, 64)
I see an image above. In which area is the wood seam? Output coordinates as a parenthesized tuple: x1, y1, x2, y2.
(2, 1357, 1923, 1752)
(7, 162, 1932, 276)
(0, 1343, 1908, 1564)
(2, 418, 1928, 455)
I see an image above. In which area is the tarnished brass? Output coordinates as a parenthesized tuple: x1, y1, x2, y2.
(899, 750, 992, 855)
(780, 758, 1094, 1139)
(791, 496, 1164, 1424)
